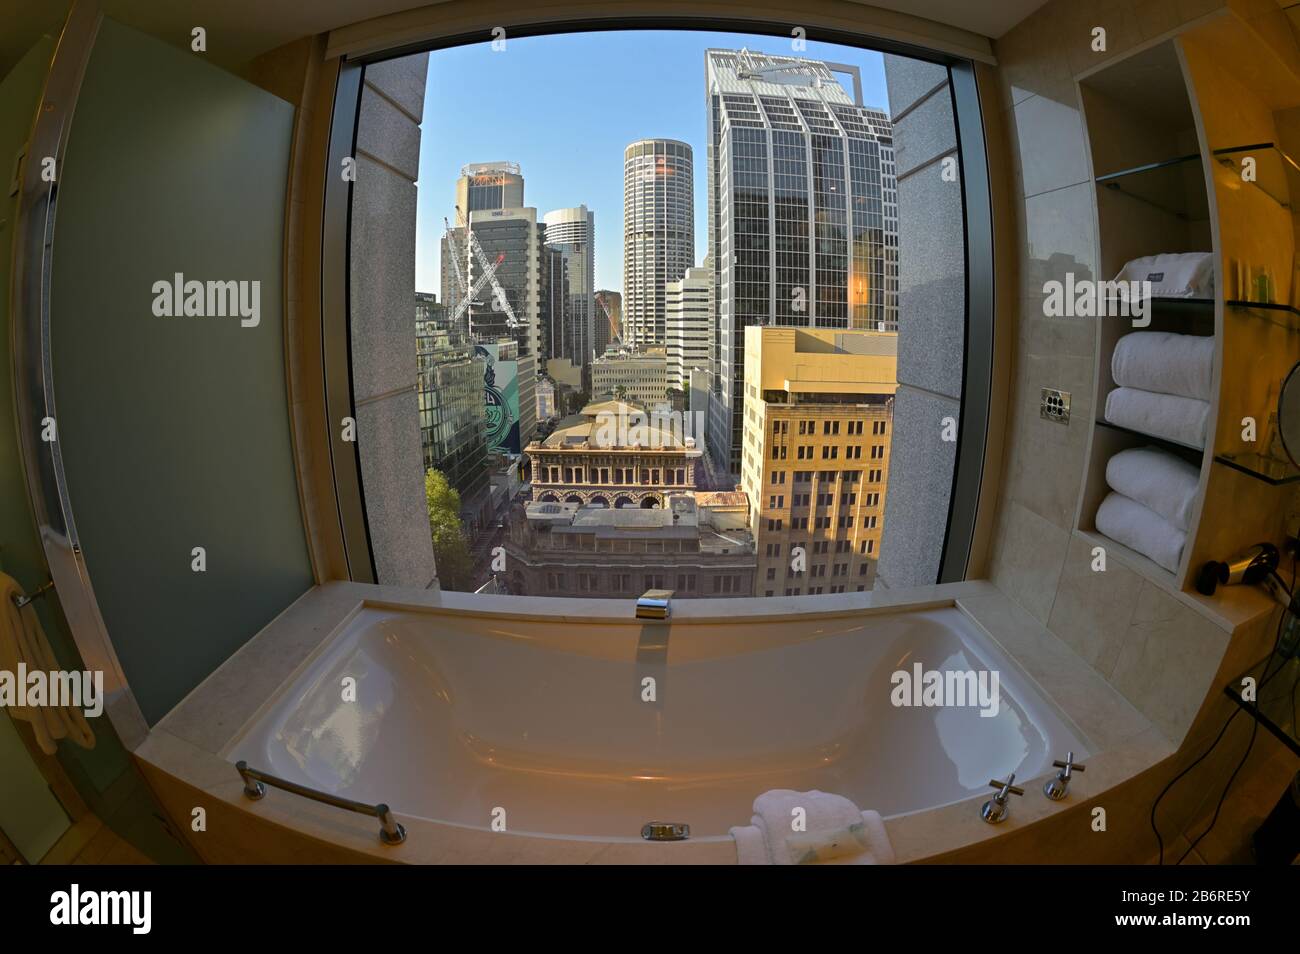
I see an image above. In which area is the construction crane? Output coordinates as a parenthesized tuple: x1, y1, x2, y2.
(596, 293, 619, 345)
(443, 207, 521, 333)
(448, 248, 507, 328)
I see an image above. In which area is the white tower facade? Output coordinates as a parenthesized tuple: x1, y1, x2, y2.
(622, 139, 694, 351)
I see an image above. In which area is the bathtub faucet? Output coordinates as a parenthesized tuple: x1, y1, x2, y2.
(636, 589, 673, 621)
(981, 773, 1023, 824)
(1043, 752, 1086, 801)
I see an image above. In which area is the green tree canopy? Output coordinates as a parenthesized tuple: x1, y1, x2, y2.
(425, 469, 472, 591)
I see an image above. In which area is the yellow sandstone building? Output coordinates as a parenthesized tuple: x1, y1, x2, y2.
(740, 327, 898, 596)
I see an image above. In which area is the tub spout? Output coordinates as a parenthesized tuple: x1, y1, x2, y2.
(636, 589, 673, 621)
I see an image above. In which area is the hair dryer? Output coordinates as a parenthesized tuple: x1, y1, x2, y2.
(1195, 542, 1280, 596)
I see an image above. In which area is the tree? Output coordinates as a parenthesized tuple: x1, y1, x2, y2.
(425, 469, 473, 590)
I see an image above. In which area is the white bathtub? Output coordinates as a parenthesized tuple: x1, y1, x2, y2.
(226, 603, 1089, 841)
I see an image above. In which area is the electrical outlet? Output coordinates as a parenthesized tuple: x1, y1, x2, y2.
(1040, 387, 1070, 424)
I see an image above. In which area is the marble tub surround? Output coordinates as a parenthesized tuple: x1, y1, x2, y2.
(126, 579, 1200, 864)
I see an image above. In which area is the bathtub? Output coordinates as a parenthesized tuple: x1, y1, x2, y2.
(225, 603, 1089, 842)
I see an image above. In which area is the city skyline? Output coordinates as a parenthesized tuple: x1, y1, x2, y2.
(415, 30, 888, 296)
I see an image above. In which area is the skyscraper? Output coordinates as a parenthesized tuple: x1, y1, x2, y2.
(443, 162, 527, 337)
(456, 161, 525, 215)
(704, 48, 898, 474)
(464, 206, 543, 359)
(542, 206, 596, 369)
(665, 264, 713, 393)
(622, 139, 694, 350)
(740, 326, 896, 596)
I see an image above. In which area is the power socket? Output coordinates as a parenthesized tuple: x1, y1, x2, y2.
(1040, 388, 1070, 424)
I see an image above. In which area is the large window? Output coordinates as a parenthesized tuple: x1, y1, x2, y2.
(337, 23, 986, 598)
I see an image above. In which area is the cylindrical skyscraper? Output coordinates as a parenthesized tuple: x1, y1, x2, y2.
(622, 139, 694, 351)
(542, 206, 596, 368)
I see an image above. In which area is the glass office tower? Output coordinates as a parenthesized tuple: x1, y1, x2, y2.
(704, 48, 898, 474)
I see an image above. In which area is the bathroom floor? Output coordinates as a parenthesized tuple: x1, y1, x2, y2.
(37, 814, 152, 866)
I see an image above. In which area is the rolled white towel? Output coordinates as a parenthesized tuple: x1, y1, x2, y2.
(1105, 386, 1210, 449)
(1112, 331, 1214, 402)
(1114, 251, 1214, 298)
(1105, 446, 1201, 531)
(1095, 492, 1187, 573)
(730, 789, 895, 865)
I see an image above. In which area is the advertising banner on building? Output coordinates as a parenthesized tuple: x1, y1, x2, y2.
(476, 342, 520, 454)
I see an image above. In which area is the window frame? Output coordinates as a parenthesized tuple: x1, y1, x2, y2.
(324, 16, 994, 591)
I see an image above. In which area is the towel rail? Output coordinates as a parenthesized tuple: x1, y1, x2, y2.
(234, 760, 406, 845)
(10, 579, 54, 609)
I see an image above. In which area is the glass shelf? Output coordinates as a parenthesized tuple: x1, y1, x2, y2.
(1094, 417, 1205, 462)
(1214, 450, 1300, 485)
(1226, 299, 1300, 330)
(1213, 142, 1300, 210)
(1223, 653, 1300, 758)
(1095, 153, 1210, 221)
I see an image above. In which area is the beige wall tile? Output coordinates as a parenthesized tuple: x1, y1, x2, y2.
(1048, 532, 1145, 674)
(1011, 93, 1091, 198)
(990, 500, 1070, 622)
(1111, 581, 1232, 742)
(1021, 182, 1098, 301)
(993, 6, 1077, 109)
(1134, 0, 1184, 40)
(1059, 0, 1143, 77)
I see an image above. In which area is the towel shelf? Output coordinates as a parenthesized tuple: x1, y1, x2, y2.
(1213, 451, 1300, 486)
(1213, 142, 1300, 211)
(1093, 418, 1205, 462)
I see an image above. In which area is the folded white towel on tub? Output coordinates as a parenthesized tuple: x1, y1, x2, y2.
(1111, 331, 1214, 402)
(730, 789, 895, 865)
(1095, 491, 1187, 573)
(1113, 251, 1215, 298)
(1105, 446, 1201, 531)
(1104, 386, 1210, 449)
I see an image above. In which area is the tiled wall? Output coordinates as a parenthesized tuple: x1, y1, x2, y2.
(985, 0, 1236, 744)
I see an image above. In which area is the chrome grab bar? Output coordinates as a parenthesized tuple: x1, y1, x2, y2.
(235, 760, 406, 845)
(10, 579, 55, 609)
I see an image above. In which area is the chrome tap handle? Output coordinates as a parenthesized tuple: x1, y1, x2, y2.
(1044, 752, 1086, 801)
(981, 773, 1022, 824)
(1051, 751, 1086, 780)
(987, 774, 1024, 800)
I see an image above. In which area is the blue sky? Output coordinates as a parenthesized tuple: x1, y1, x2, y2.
(415, 29, 888, 295)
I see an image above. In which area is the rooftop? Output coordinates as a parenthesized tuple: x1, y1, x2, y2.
(531, 400, 700, 452)
(523, 496, 754, 552)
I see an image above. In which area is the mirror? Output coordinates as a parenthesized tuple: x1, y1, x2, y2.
(1279, 361, 1300, 468)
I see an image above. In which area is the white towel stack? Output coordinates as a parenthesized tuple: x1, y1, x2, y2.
(1105, 331, 1214, 449)
(1095, 446, 1200, 573)
(730, 789, 895, 865)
